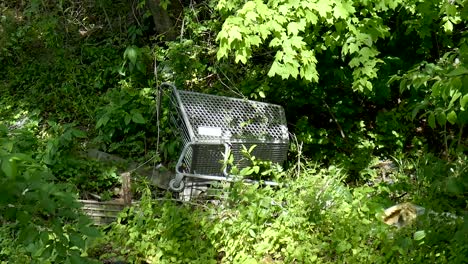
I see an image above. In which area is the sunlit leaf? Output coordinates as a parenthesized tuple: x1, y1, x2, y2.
(460, 94, 468, 109)
(413, 230, 426, 241)
(287, 22, 300, 36)
(447, 110, 457, 124)
(124, 46, 139, 65)
(240, 167, 253, 176)
(447, 66, 468, 77)
(228, 26, 242, 44)
(443, 20, 453, 32)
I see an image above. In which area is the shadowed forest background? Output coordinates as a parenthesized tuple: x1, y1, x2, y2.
(0, 0, 467, 263)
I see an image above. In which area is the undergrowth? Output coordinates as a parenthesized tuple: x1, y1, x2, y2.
(93, 160, 467, 263)
(1, 0, 467, 262)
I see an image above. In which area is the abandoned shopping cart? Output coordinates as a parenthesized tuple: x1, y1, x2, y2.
(162, 83, 289, 192)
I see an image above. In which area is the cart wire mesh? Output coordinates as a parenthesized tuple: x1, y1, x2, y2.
(165, 83, 289, 195)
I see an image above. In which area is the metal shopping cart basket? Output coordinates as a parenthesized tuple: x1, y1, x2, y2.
(162, 83, 289, 192)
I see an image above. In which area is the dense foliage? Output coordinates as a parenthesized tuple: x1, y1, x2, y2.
(103, 168, 467, 263)
(1, 0, 467, 263)
(0, 124, 100, 263)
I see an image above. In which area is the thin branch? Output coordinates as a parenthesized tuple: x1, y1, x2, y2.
(290, 133, 302, 177)
(324, 101, 346, 138)
(216, 66, 246, 99)
(131, 0, 142, 27)
(457, 124, 464, 151)
(128, 155, 158, 174)
(153, 50, 161, 160)
(180, 16, 185, 41)
(101, 4, 112, 30)
(444, 123, 449, 159)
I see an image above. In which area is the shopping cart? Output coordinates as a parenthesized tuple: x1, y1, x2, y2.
(162, 83, 289, 192)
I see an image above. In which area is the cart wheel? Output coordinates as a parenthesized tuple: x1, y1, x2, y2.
(169, 179, 185, 192)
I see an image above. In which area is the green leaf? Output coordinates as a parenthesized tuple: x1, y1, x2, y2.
(436, 111, 446, 127)
(411, 101, 427, 120)
(268, 60, 282, 77)
(239, 167, 253, 176)
(39, 231, 50, 244)
(253, 166, 260, 174)
(336, 241, 351, 253)
(446, 66, 468, 77)
(458, 110, 468, 124)
(304, 10, 318, 24)
(449, 91, 462, 108)
(228, 26, 243, 44)
(80, 226, 101, 238)
(399, 79, 408, 93)
(78, 215, 93, 227)
(348, 43, 359, 54)
(230, 166, 239, 175)
(447, 110, 457, 124)
(428, 112, 436, 129)
(96, 115, 110, 128)
(18, 224, 38, 244)
(132, 112, 146, 124)
(124, 46, 139, 65)
(290, 36, 305, 49)
(124, 113, 132, 125)
(69, 233, 86, 249)
(301, 64, 319, 82)
(287, 22, 300, 36)
(450, 77, 463, 91)
(248, 35, 261, 47)
(69, 253, 84, 264)
(443, 20, 453, 32)
(10, 153, 33, 162)
(244, 10, 258, 22)
(71, 129, 87, 138)
(313, 0, 333, 18)
(248, 144, 257, 153)
(413, 230, 426, 241)
(1, 157, 17, 178)
(447, 177, 463, 194)
(235, 53, 247, 64)
(460, 94, 468, 109)
(217, 46, 228, 60)
(333, 1, 354, 19)
(41, 244, 53, 260)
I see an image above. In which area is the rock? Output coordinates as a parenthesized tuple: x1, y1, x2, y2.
(383, 202, 425, 228)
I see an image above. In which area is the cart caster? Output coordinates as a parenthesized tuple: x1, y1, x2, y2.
(169, 179, 185, 192)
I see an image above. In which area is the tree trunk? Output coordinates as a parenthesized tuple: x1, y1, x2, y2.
(146, 0, 177, 40)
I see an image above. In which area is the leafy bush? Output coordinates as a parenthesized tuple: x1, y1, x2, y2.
(2, 0, 467, 262)
(95, 82, 156, 156)
(0, 124, 100, 263)
(98, 153, 467, 263)
(101, 191, 217, 263)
